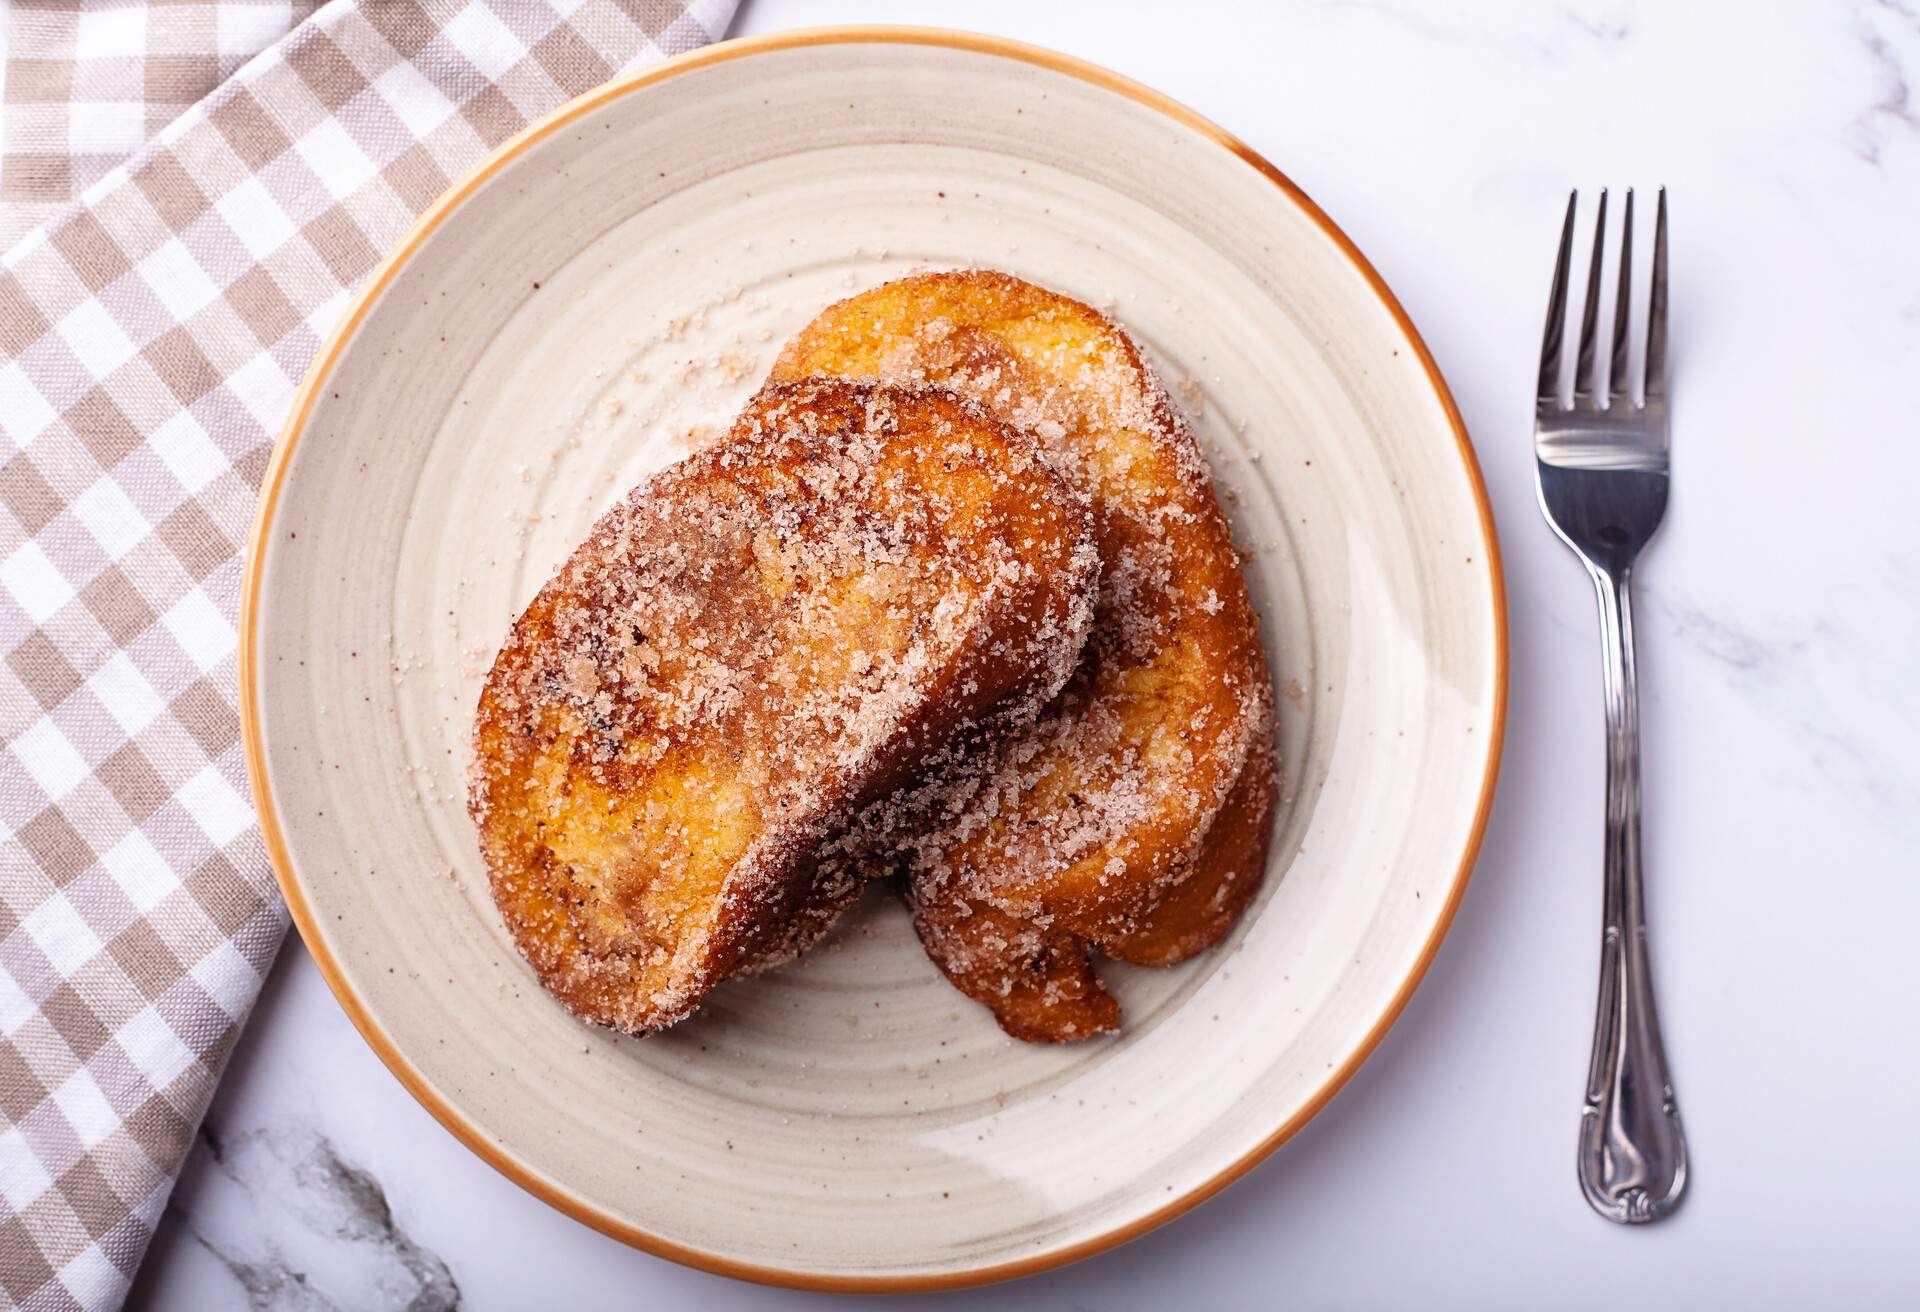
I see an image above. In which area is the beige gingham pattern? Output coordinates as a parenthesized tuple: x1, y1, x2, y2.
(0, 2, 736, 1307)
(0, 3, 331, 256)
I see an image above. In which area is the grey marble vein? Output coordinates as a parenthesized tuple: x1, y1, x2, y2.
(1660, 603, 1785, 678)
(1558, 6, 1630, 42)
(1305, 0, 1634, 61)
(1853, 0, 1920, 161)
(1643, 588, 1919, 826)
(168, 1124, 460, 1312)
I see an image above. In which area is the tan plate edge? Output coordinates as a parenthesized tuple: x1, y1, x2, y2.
(237, 24, 1510, 1294)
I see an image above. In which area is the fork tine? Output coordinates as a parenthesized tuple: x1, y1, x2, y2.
(1645, 186, 1668, 402)
(1572, 189, 1607, 407)
(1537, 191, 1577, 408)
(1609, 189, 1633, 404)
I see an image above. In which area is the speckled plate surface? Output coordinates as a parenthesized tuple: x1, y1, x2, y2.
(241, 28, 1506, 1292)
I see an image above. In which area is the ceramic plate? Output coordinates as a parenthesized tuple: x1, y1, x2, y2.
(242, 28, 1506, 1291)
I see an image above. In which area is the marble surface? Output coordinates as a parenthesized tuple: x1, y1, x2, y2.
(126, 1, 1920, 1307)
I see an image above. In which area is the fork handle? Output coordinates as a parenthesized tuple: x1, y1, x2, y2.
(1579, 564, 1688, 1223)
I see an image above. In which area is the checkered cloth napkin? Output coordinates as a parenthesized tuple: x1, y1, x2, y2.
(0, 2, 736, 1306)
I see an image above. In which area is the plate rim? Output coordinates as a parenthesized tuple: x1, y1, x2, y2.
(238, 23, 1509, 1293)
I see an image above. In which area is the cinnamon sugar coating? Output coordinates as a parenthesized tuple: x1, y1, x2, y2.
(469, 380, 1097, 1033)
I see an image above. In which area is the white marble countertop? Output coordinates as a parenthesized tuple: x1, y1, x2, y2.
(126, 1, 1920, 1307)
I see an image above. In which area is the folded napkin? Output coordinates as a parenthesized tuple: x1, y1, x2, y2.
(0, 2, 737, 1306)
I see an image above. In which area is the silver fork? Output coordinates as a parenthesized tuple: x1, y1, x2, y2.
(1535, 188, 1687, 1224)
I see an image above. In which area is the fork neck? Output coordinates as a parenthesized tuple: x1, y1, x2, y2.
(1588, 563, 1639, 748)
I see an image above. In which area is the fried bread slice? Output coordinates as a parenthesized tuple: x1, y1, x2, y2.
(470, 380, 1097, 1033)
(772, 271, 1277, 1041)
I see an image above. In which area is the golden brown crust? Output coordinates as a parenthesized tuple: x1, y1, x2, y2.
(772, 271, 1279, 1041)
(905, 887, 1119, 1043)
(1084, 720, 1278, 965)
(469, 380, 1097, 1033)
